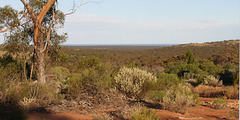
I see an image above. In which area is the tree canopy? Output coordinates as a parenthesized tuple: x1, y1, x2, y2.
(0, 0, 67, 83)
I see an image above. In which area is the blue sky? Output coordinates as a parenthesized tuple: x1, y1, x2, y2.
(0, 0, 239, 44)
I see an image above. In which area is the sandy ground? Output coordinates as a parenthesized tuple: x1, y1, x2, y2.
(28, 97, 239, 120)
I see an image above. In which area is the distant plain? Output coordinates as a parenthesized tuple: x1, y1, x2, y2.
(64, 44, 177, 50)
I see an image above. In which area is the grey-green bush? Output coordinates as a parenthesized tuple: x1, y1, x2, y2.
(203, 75, 222, 86)
(115, 67, 157, 99)
(161, 84, 196, 113)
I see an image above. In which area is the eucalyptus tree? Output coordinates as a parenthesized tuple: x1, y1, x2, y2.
(0, 0, 67, 84)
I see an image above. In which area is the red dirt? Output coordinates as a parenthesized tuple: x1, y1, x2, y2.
(29, 112, 93, 120)
(155, 105, 237, 120)
(28, 97, 239, 120)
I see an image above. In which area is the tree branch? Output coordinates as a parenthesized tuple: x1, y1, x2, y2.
(20, 0, 37, 23)
(0, 11, 27, 33)
(41, 6, 56, 53)
(38, 0, 57, 24)
(64, 1, 89, 16)
(0, 26, 13, 33)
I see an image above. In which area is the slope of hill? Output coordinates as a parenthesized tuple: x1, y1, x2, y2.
(61, 40, 239, 67)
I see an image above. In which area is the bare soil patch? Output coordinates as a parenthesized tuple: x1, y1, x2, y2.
(27, 97, 239, 120)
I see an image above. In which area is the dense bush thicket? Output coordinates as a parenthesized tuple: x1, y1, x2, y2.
(56, 56, 114, 97)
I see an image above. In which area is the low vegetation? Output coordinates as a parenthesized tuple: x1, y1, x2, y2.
(161, 84, 197, 113)
(131, 108, 161, 120)
(115, 67, 157, 99)
(0, 40, 239, 119)
(212, 98, 227, 109)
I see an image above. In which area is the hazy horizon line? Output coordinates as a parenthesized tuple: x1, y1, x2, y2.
(63, 44, 178, 46)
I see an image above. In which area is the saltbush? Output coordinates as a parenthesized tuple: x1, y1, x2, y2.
(161, 84, 196, 113)
(203, 75, 222, 87)
(115, 67, 157, 99)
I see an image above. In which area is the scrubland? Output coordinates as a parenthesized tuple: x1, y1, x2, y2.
(0, 40, 239, 120)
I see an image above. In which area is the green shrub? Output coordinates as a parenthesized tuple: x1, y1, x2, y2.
(161, 84, 196, 113)
(165, 62, 186, 76)
(233, 72, 239, 85)
(131, 108, 160, 120)
(81, 66, 112, 92)
(52, 66, 70, 81)
(230, 109, 239, 118)
(185, 64, 205, 75)
(78, 56, 101, 69)
(0, 65, 62, 108)
(193, 94, 201, 105)
(198, 60, 223, 76)
(147, 90, 166, 102)
(67, 73, 83, 96)
(165, 62, 205, 78)
(23, 81, 62, 107)
(67, 60, 113, 97)
(49, 50, 69, 62)
(185, 49, 195, 64)
(155, 73, 180, 90)
(196, 74, 205, 85)
(212, 98, 226, 109)
(183, 73, 200, 80)
(115, 67, 157, 99)
(1, 79, 62, 109)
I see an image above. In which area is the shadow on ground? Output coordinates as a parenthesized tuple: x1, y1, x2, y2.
(0, 103, 28, 120)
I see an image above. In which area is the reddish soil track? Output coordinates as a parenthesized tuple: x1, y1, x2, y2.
(155, 105, 236, 120)
(28, 97, 239, 120)
(29, 112, 93, 120)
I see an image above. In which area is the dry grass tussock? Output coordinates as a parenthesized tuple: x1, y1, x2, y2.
(225, 85, 239, 99)
(192, 85, 227, 98)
